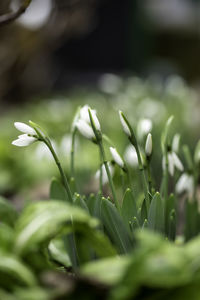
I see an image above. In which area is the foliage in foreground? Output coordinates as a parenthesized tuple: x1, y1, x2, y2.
(1, 103, 200, 299)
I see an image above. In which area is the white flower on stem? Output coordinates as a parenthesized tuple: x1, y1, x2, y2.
(163, 151, 184, 176)
(145, 133, 152, 157)
(119, 110, 131, 137)
(137, 118, 152, 140)
(80, 105, 101, 130)
(95, 163, 114, 185)
(76, 119, 95, 140)
(124, 145, 138, 167)
(110, 147, 124, 168)
(176, 173, 194, 199)
(12, 122, 37, 147)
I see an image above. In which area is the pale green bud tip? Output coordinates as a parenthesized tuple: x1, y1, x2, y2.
(119, 111, 131, 137)
(14, 122, 36, 135)
(88, 108, 101, 131)
(110, 147, 124, 168)
(145, 133, 152, 157)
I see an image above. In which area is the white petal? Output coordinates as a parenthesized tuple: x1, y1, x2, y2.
(90, 111, 101, 131)
(124, 145, 138, 167)
(172, 134, 180, 153)
(110, 147, 124, 168)
(172, 152, 184, 172)
(76, 119, 95, 140)
(12, 136, 37, 147)
(137, 118, 152, 139)
(176, 173, 194, 198)
(14, 122, 36, 135)
(145, 133, 152, 157)
(119, 111, 131, 137)
(168, 153, 174, 176)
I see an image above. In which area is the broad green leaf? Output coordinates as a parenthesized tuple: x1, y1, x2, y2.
(0, 223, 14, 251)
(14, 287, 49, 300)
(101, 198, 133, 254)
(0, 252, 37, 288)
(148, 192, 164, 233)
(86, 192, 102, 220)
(48, 238, 71, 268)
(121, 188, 137, 230)
(0, 196, 18, 227)
(168, 209, 176, 241)
(81, 256, 130, 285)
(49, 177, 68, 202)
(15, 200, 98, 255)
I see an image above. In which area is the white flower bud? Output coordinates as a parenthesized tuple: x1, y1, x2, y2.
(14, 122, 36, 135)
(145, 133, 152, 157)
(12, 135, 37, 147)
(124, 145, 138, 167)
(79, 105, 101, 131)
(119, 111, 131, 137)
(76, 119, 95, 140)
(172, 134, 180, 153)
(110, 147, 124, 168)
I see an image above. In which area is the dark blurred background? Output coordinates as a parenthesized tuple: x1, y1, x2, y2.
(1, 0, 200, 103)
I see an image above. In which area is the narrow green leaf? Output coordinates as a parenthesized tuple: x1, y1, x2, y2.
(101, 198, 133, 254)
(121, 188, 138, 230)
(49, 177, 68, 202)
(148, 192, 164, 233)
(73, 193, 89, 212)
(48, 238, 71, 268)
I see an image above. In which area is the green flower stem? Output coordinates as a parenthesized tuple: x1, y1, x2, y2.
(70, 128, 77, 178)
(88, 109, 120, 211)
(99, 149, 103, 194)
(98, 140, 121, 211)
(44, 138, 73, 203)
(146, 158, 152, 194)
(129, 136, 150, 211)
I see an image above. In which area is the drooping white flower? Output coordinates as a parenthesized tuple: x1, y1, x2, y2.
(176, 173, 194, 199)
(162, 151, 184, 176)
(110, 147, 124, 168)
(145, 133, 152, 157)
(76, 119, 95, 140)
(95, 163, 114, 185)
(119, 110, 131, 137)
(12, 122, 37, 147)
(14, 122, 36, 135)
(124, 145, 138, 168)
(137, 118, 152, 140)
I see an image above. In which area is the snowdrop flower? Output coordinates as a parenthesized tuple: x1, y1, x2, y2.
(76, 119, 95, 140)
(145, 133, 152, 157)
(79, 105, 101, 130)
(95, 163, 114, 185)
(124, 145, 138, 168)
(12, 122, 37, 147)
(110, 147, 124, 168)
(172, 134, 181, 153)
(119, 110, 131, 137)
(163, 151, 184, 176)
(137, 118, 152, 140)
(176, 173, 194, 199)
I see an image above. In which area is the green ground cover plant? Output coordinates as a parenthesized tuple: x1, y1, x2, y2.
(1, 101, 200, 299)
